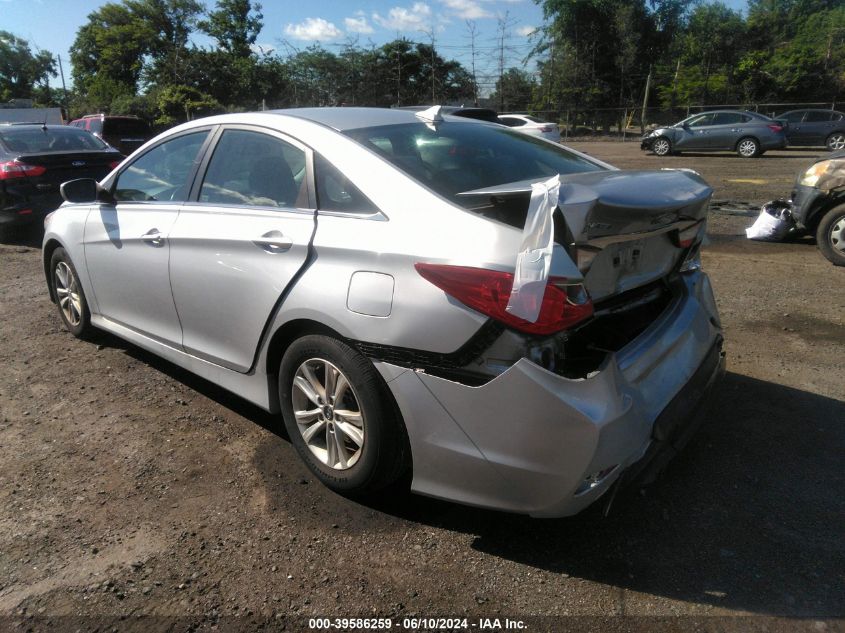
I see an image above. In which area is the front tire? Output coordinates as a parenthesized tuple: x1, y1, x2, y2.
(279, 335, 409, 495)
(736, 137, 760, 158)
(826, 132, 845, 152)
(816, 205, 845, 266)
(50, 247, 92, 338)
(652, 137, 672, 157)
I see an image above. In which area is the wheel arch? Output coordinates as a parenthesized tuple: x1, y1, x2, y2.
(43, 238, 65, 303)
(266, 318, 413, 477)
(807, 196, 845, 234)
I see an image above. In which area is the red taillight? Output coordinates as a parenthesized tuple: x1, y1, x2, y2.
(0, 160, 47, 180)
(415, 263, 593, 336)
(109, 160, 121, 170)
(17, 208, 33, 215)
(767, 124, 783, 133)
(674, 220, 704, 248)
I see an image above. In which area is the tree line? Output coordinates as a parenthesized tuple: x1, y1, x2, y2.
(1, 0, 843, 128)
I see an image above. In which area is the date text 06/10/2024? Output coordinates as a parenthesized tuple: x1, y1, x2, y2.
(308, 617, 527, 630)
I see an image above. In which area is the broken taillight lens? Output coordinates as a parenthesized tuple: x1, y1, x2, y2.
(673, 220, 705, 248)
(767, 124, 783, 133)
(415, 263, 593, 336)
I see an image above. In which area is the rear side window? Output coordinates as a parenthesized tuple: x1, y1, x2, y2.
(315, 154, 378, 214)
(114, 131, 209, 202)
(199, 129, 307, 208)
(0, 126, 108, 153)
(712, 112, 743, 125)
(499, 117, 525, 127)
(781, 111, 806, 123)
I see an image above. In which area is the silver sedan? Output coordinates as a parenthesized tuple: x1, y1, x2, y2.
(43, 107, 724, 517)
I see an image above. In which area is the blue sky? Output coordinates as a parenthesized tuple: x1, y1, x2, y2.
(3, 0, 749, 89)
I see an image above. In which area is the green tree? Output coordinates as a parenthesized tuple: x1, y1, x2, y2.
(70, 2, 154, 98)
(0, 31, 56, 103)
(491, 68, 536, 112)
(198, 0, 263, 58)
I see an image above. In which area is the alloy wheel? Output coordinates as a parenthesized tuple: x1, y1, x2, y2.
(653, 138, 670, 156)
(738, 139, 758, 157)
(54, 262, 82, 327)
(291, 358, 365, 470)
(828, 134, 845, 151)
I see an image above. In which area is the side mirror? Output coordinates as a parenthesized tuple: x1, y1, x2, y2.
(681, 122, 690, 130)
(60, 178, 114, 204)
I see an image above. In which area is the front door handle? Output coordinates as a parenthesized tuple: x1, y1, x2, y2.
(253, 230, 293, 252)
(142, 228, 164, 246)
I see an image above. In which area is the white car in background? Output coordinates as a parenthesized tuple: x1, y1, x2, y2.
(498, 114, 561, 142)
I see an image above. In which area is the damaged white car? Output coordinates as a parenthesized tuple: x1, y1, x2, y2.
(44, 107, 725, 517)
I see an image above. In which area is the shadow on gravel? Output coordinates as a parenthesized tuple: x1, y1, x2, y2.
(0, 224, 42, 249)
(89, 328, 845, 616)
(362, 372, 845, 616)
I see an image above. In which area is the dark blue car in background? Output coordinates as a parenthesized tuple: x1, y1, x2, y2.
(776, 109, 845, 151)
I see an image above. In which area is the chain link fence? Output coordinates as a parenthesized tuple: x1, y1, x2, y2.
(507, 103, 840, 141)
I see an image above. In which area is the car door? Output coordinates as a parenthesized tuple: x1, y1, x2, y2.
(167, 126, 316, 372)
(802, 111, 836, 145)
(781, 111, 807, 144)
(83, 129, 212, 347)
(706, 112, 746, 149)
(675, 113, 715, 150)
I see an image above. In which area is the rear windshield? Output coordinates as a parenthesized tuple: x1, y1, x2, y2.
(0, 126, 109, 153)
(103, 118, 151, 136)
(345, 121, 602, 207)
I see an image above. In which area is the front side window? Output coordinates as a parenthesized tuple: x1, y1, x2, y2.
(782, 111, 806, 123)
(686, 113, 715, 128)
(114, 130, 209, 202)
(199, 129, 307, 208)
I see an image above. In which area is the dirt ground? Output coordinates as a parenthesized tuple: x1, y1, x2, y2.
(0, 142, 843, 633)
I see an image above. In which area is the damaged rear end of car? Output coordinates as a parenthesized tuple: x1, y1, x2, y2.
(375, 169, 722, 516)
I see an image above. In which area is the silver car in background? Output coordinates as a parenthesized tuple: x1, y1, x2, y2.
(498, 114, 561, 143)
(43, 108, 724, 517)
(642, 110, 787, 157)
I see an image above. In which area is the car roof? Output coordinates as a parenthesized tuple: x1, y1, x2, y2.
(272, 107, 494, 131)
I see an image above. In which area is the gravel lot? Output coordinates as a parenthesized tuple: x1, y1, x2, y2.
(0, 142, 843, 632)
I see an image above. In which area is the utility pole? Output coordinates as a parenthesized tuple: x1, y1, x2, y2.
(57, 55, 69, 120)
(640, 64, 652, 135)
(466, 20, 479, 106)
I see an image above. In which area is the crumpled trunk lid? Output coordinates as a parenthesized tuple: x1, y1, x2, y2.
(557, 169, 711, 300)
(460, 168, 712, 301)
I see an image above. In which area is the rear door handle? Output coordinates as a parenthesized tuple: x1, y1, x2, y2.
(141, 228, 164, 246)
(253, 230, 293, 252)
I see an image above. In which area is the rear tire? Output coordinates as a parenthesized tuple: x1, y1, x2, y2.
(736, 137, 760, 158)
(278, 335, 409, 495)
(49, 247, 92, 338)
(826, 132, 845, 152)
(816, 205, 845, 266)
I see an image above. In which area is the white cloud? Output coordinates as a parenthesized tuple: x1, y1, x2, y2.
(344, 16, 374, 34)
(440, 0, 491, 19)
(284, 17, 343, 41)
(516, 25, 536, 37)
(373, 3, 433, 31)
